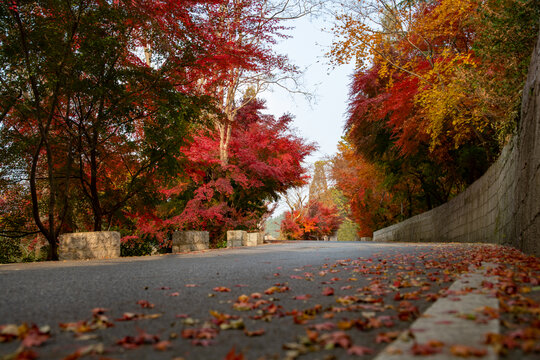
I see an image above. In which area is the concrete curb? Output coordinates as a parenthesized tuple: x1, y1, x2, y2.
(375, 263, 499, 360)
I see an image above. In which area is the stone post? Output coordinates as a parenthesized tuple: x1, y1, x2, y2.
(244, 232, 262, 246)
(227, 230, 246, 248)
(172, 231, 209, 252)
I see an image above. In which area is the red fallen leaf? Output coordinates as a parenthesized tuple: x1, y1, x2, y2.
(116, 330, 159, 349)
(213, 287, 231, 292)
(185, 284, 199, 287)
(137, 300, 154, 309)
(398, 301, 419, 321)
(411, 340, 444, 355)
(290, 275, 303, 279)
(225, 346, 245, 360)
(64, 344, 106, 359)
(273, 273, 280, 277)
(244, 329, 265, 337)
(450, 345, 487, 357)
(191, 339, 213, 346)
(91, 308, 107, 316)
(154, 340, 171, 351)
(347, 345, 374, 355)
(293, 294, 311, 300)
(116, 336, 142, 349)
(234, 284, 249, 287)
(21, 325, 50, 347)
(181, 327, 218, 340)
(116, 313, 139, 321)
(159, 286, 171, 290)
(341, 285, 353, 290)
(310, 322, 336, 331)
(376, 331, 400, 343)
(320, 331, 351, 349)
(169, 292, 180, 297)
(322, 287, 335, 296)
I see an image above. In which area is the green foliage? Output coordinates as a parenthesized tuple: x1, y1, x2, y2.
(121, 237, 158, 257)
(0, 237, 22, 263)
(215, 239, 228, 249)
(472, 0, 540, 141)
(336, 220, 360, 241)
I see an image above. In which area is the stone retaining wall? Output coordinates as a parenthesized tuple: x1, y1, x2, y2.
(59, 231, 120, 260)
(373, 31, 540, 257)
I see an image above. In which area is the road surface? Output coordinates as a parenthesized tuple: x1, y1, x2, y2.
(0, 241, 501, 359)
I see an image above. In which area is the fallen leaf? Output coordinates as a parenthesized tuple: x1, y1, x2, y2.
(376, 331, 400, 343)
(244, 328, 265, 337)
(347, 345, 374, 355)
(154, 340, 171, 351)
(213, 287, 231, 292)
(310, 322, 336, 331)
(322, 287, 335, 296)
(136, 300, 154, 309)
(411, 340, 444, 355)
(21, 324, 50, 347)
(450, 344, 488, 357)
(224, 346, 245, 360)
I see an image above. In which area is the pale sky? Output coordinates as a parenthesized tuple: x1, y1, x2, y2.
(262, 15, 355, 215)
(263, 15, 355, 164)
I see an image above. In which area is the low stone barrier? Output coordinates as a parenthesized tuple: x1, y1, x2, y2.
(360, 237, 373, 242)
(245, 232, 263, 246)
(59, 231, 120, 260)
(172, 231, 209, 252)
(227, 230, 245, 247)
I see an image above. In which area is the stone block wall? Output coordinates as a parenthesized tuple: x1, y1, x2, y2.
(227, 230, 246, 247)
(373, 31, 540, 257)
(245, 232, 262, 246)
(59, 231, 120, 260)
(172, 231, 209, 252)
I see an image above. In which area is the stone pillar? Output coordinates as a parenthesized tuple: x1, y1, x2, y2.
(360, 237, 373, 242)
(245, 232, 262, 246)
(227, 230, 246, 248)
(59, 231, 120, 260)
(172, 231, 209, 252)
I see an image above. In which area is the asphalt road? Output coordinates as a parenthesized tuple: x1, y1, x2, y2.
(0, 241, 486, 359)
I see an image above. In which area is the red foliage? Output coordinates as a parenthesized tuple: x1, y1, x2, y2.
(130, 100, 314, 245)
(280, 200, 342, 240)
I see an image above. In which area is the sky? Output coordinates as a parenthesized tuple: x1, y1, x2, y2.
(260, 14, 355, 215)
(262, 15, 355, 164)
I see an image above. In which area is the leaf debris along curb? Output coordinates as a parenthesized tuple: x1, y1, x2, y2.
(375, 262, 499, 360)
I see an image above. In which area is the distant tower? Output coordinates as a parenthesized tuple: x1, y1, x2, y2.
(309, 161, 328, 202)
